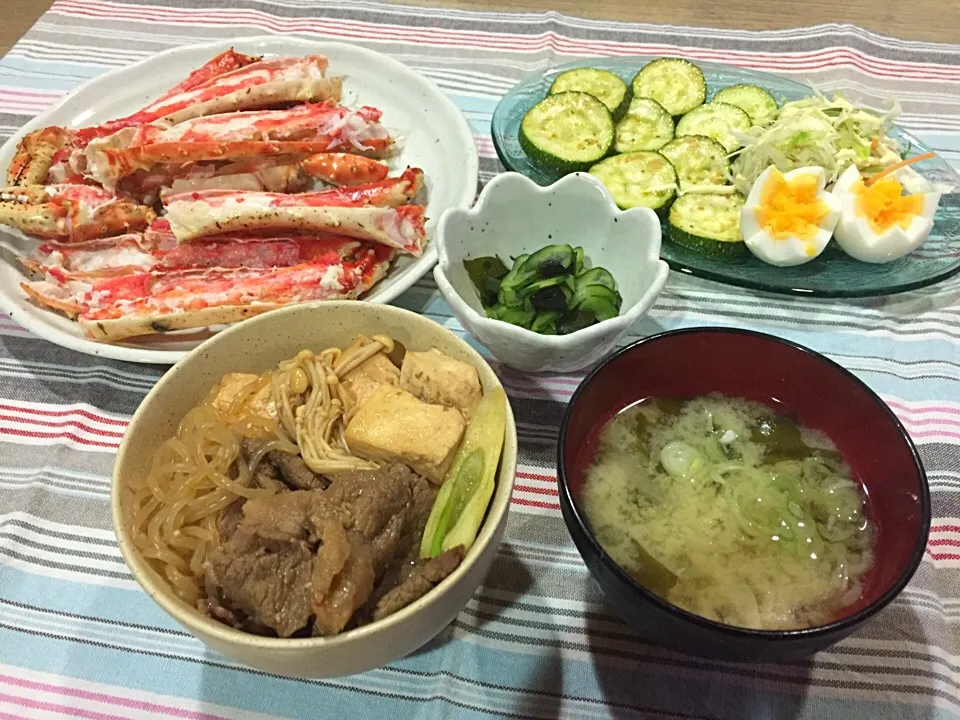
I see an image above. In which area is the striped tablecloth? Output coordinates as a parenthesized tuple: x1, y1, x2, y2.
(1, 2, 959, 718)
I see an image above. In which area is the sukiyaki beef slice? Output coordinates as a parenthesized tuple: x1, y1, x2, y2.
(206, 495, 316, 638)
(206, 463, 446, 637)
(372, 546, 465, 620)
(242, 438, 328, 491)
(309, 464, 417, 635)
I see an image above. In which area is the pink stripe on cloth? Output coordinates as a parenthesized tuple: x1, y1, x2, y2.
(0, 88, 62, 99)
(49, 0, 960, 80)
(0, 691, 130, 720)
(0, 674, 237, 720)
(884, 399, 960, 420)
(0, 404, 128, 427)
(0, 712, 31, 720)
(0, 414, 124, 438)
(0, 427, 119, 449)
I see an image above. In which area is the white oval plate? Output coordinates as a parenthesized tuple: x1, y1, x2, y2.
(0, 36, 478, 364)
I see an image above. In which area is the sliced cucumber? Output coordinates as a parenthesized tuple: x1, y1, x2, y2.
(712, 84, 778, 126)
(519, 92, 615, 172)
(631, 58, 707, 116)
(550, 68, 630, 119)
(614, 97, 674, 153)
(659, 135, 730, 188)
(667, 192, 747, 257)
(675, 102, 751, 153)
(589, 151, 677, 211)
(576, 267, 617, 291)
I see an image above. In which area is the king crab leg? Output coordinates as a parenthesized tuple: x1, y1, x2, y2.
(0, 184, 156, 242)
(21, 242, 395, 341)
(23, 230, 364, 278)
(82, 104, 392, 188)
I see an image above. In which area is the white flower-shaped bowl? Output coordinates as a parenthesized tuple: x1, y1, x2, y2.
(434, 172, 669, 373)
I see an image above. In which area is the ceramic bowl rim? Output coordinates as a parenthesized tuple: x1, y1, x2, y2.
(556, 326, 931, 642)
(433, 171, 670, 349)
(111, 300, 518, 652)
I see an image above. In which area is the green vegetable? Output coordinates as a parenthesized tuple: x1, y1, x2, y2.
(667, 191, 747, 257)
(588, 150, 678, 211)
(659, 134, 730, 188)
(497, 254, 540, 307)
(573, 246, 585, 275)
(463, 256, 509, 307)
(712, 84, 779, 126)
(675, 102, 752, 153)
(631, 58, 707, 116)
(521, 244, 576, 278)
(421, 388, 508, 558)
(530, 312, 560, 335)
(549, 67, 631, 119)
(464, 242, 623, 336)
(575, 267, 617, 291)
(571, 283, 621, 313)
(660, 441, 705, 480)
(496, 306, 535, 328)
(614, 97, 675, 153)
(522, 275, 574, 312)
(519, 92, 615, 172)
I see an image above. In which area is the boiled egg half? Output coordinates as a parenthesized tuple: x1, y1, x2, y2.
(740, 166, 841, 266)
(831, 165, 940, 263)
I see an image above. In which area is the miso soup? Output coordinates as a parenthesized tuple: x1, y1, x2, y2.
(581, 393, 874, 630)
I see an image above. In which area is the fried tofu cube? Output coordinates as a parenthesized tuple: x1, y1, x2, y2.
(400, 348, 483, 419)
(341, 350, 400, 409)
(211, 373, 277, 421)
(344, 384, 465, 483)
(212, 373, 259, 414)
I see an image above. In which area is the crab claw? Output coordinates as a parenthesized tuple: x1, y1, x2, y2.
(0, 184, 156, 242)
(6, 126, 74, 186)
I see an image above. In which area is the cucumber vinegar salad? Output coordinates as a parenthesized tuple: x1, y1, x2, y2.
(517, 58, 946, 266)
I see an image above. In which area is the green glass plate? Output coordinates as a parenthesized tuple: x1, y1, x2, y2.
(491, 57, 960, 297)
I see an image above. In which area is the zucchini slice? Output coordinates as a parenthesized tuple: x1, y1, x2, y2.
(519, 92, 615, 172)
(675, 102, 751, 153)
(614, 97, 675, 153)
(667, 192, 747, 257)
(589, 151, 678, 211)
(659, 135, 730, 188)
(550, 68, 630, 118)
(712, 84, 778, 126)
(631, 58, 707, 116)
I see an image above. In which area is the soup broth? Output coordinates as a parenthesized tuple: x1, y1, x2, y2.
(581, 393, 875, 630)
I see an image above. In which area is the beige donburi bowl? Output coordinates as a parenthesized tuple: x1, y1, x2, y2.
(111, 301, 517, 678)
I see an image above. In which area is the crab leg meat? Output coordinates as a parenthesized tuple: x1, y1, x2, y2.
(83, 104, 392, 187)
(73, 49, 263, 145)
(0, 184, 156, 242)
(135, 55, 340, 126)
(164, 186, 426, 254)
(23, 232, 364, 277)
(132, 49, 264, 109)
(22, 243, 394, 341)
(167, 167, 421, 209)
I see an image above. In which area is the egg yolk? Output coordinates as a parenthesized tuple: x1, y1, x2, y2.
(850, 177, 924, 234)
(754, 169, 830, 248)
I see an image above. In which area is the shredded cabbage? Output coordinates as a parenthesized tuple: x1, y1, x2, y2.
(732, 93, 904, 193)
